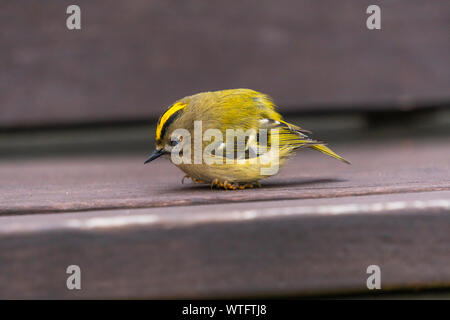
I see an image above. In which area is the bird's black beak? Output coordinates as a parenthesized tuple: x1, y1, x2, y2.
(144, 149, 166, 164)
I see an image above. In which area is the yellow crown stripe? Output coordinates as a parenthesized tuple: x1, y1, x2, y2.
(156, 102, 186, 140)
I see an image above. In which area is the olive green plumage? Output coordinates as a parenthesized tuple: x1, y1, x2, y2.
(145, 89, 350, 189)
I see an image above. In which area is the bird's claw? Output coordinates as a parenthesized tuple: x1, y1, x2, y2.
(210, 179, 261, 190)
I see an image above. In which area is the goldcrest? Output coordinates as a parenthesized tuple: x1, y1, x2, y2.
(145, 89, 350, 190)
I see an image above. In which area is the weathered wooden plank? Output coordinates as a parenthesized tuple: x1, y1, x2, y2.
(0, 137, 449, 215)
(1, 0, 449, 127)
(0, 191, 449, 299)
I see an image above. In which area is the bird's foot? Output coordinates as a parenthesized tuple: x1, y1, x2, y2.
(210, 179, 261, 190)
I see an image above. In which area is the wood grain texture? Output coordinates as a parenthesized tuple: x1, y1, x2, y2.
(1, 0, 449, 127)
(1, 137, 449, 215)
(0, 134, 449, 298)
(0, 191, 449, 299)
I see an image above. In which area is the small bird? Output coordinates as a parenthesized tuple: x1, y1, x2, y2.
(145, 89, 350, 190)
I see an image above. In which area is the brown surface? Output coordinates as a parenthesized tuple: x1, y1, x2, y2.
(0, 136, 449, 298)
(0, 191, 449, 299)
(1, 137, 449, 215)
(1, 0, 450, 127)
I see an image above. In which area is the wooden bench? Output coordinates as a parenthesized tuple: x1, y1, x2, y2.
(0, 0, 449, 299)
(1, 134, 449, 298)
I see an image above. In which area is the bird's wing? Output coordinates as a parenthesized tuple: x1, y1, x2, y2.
(206, 90, 350, 163)
(258, 118, 351, 164)
(258, 118, 318, 150)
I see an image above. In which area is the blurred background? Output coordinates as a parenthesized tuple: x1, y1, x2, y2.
(0, 0, 449, 158)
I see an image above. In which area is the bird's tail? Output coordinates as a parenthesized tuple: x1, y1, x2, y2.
(311, 144, 351, 164)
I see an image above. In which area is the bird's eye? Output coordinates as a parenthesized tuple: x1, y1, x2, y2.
(170, 139, 178, 147)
